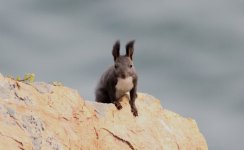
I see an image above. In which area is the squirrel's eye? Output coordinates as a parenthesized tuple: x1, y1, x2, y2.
(114, 65, 118, 69)
(129, 65, 133, 68)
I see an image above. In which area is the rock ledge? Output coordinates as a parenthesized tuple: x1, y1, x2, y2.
(0, 75, 208, 150)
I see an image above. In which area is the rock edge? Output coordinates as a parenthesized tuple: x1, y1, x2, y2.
(0, 75, 208, 150)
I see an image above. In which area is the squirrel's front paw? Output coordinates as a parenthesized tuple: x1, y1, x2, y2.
(131, 108, 138, 117)
(114, 102, 122, 110)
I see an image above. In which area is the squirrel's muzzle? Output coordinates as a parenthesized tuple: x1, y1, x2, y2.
(121, 73, 126, 79)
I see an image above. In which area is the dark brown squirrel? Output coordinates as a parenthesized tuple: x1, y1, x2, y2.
(95, 40, 138, 116)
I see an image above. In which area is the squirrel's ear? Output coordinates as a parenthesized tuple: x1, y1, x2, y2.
(112, 40, 120, 61)
(126, 40, 135, 60)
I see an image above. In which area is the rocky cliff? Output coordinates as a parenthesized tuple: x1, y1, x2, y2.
(0, 73, 207, 150)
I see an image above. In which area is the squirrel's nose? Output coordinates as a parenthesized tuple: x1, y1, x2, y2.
(121, 73, 126, 79)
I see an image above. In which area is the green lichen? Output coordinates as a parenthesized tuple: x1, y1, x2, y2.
(23, 73, 35, 83)
(8, 73, 36, 83)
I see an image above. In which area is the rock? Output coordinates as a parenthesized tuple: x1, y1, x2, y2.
(32, 82, 53, 94)
(0, 75, 208, 150)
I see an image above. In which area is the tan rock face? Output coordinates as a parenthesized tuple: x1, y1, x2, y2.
(0, 75, 208, 150)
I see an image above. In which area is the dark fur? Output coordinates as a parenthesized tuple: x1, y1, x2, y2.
(95, 40, 138, 116)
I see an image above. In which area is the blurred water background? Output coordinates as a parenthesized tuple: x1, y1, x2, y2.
(1, 0, 244, 149)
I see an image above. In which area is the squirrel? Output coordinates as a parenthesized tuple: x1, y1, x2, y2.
(95, 40, 138, 117)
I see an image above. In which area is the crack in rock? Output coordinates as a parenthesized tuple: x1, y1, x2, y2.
(101, 128, 135, 150)
(0, 132, 24, 149)
(14, 92, 33, 105)
(94, 127, 99, 140)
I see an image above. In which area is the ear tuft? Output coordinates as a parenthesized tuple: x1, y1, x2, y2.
(126, 40, 135, 60)
(112, 40, 120, 61)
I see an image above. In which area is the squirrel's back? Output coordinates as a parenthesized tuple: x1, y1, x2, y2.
(95, 66, 116, 103)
